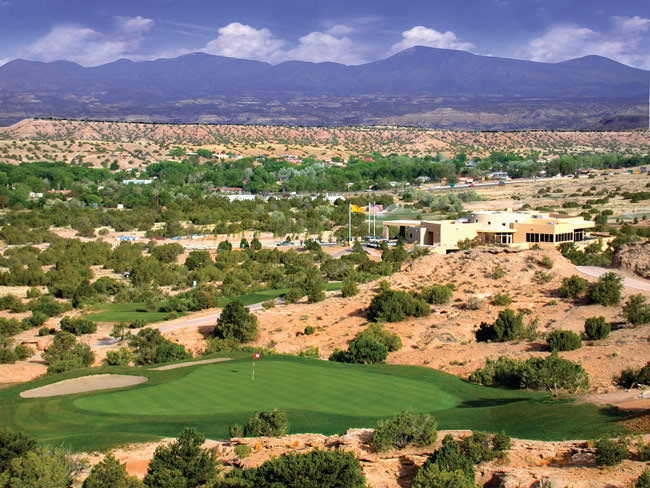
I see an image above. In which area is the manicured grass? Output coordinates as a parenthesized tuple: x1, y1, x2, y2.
(82, 302, 174, 324)
(84, 284, 342, 322)
(0, 356, 627, 452)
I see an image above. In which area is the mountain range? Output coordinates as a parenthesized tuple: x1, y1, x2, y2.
(0, 46, 648, 129)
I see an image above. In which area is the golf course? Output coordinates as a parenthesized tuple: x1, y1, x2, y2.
(0, 355, 627, 451)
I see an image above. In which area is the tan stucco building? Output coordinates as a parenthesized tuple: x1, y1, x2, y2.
(383, 211, 606, 252)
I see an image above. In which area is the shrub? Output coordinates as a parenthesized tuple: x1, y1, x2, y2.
(106, 347, 134, 366)
(14, 344, 33, 360)
(616, 361, 650, 388)
(465, 297, 484, 310)
(428, 435, 474, 480)
(469, 354, 589, 395)
(341, 278, 360, 298)
(303, 325, 315, 335)
(491, 266, 505, 279)
(60, 316, 97, 335)
(356, 323, 402, 352)
(475, 309, 525, 342)
(225, 449, 366, 488)
(638, 440, 650, 461)
(0, 427, 37, 472)
(26, 287, 41, 299)
(82, 453, 144, 488)
(0, 347, 17, 364)
(558, 275, 589, 299)
(234, 444, 251, 458)
(38, 326, 54, 336)
(588, 272, 623, 306)
(229, 424, 244, 438)
(297, 346, 319, 358)
(22, 311, 47, 328)
(491, 293, 512, 306)
(412, 463, 474, 488)
(420, 284, 453, 305)
(594, 438, 628, 466)
(546, 329, 582, 351)
(243, 409, 289, 437)
(540, 256, 554, 269)
(636, 470, 650, 488)
(329, 337, 388, 364)
(284, 287, 304, 303)
(144, 428, 218, 488)
(534, 271, 553, 283)
(584, 316, 610, 340)
(371, 411, 438, 451)
(622, 294, 650, 326)
(462, 431, 510, 463)
(213, 300, 258, 343)
(368, 290, 430, 322)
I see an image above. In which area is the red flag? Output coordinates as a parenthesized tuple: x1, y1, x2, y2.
(253, 353, 261, 359)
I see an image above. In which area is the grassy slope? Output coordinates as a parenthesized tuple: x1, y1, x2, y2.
(82, 284, 342, 323)
(0, 356, 626, 452)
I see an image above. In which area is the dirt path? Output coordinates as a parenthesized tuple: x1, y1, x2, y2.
(150, 358, 232, 371)
(20, 374, 148, 398)
(576, 266, 650, 292)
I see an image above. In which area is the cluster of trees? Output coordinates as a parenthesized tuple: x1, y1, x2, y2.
(42, 331, 95, 374)
(469, 354, 590, 395)
(126, 328, 191, 366)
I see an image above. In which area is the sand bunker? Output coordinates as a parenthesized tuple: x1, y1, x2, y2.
(20, 374, 148, 398)
(151, 358, 231, 371)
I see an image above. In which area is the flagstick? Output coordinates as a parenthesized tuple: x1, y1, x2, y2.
(373, 200, 376, 237)
(252, 359, 255, 381)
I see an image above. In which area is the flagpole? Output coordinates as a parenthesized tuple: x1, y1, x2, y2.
(367, 202, 370, 236)
(373, 201, 376, 237)
(252, 357, 255, 381)
(348, 203, 351, 245)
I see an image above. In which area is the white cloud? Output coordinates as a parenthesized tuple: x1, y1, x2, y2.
(390, 26, 475, 54)
(518, 16, 650, 69)
(203, 22, 285, 62)
(325, 24, 355, 36)
(18, 16, 153, 66)
(284, 31, 365, 64)
(201, 22, 368, 65)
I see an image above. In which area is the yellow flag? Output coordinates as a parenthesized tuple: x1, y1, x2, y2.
(350, 204, 365, 213)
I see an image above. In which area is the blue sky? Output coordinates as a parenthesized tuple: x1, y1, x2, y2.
(0, 0, 648, 69)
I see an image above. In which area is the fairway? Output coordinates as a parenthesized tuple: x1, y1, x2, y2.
(0, 356, 628, 451)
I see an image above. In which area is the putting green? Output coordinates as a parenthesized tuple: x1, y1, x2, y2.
(0, 356, 628, 451)
(74, 359, 458, 416)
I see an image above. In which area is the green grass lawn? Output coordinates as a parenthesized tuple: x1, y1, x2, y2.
(82, 302, 175, 324)
(0, 356, 627, 452)
(84, 284, 342, 323)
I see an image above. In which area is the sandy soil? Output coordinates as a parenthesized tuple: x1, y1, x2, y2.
(150, 357, 231, 371)
(77, 429, 650, 488)
(20, 374, 148, 398)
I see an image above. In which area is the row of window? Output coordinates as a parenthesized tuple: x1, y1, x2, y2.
(525, 232, 576, 243)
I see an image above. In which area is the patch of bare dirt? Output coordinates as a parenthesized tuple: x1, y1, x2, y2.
(616, 240, 650, 279)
